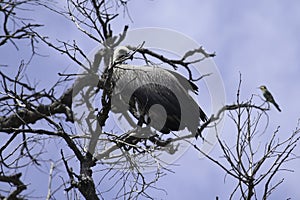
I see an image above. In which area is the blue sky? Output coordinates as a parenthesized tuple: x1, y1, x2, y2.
(1, 0, 300, 199)
(123, 1, 300, 199)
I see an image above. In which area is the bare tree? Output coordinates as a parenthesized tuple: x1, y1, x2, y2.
(195, 77, 300, 200)
(0, 1, 299, 199)
(0, 0, 43, 53)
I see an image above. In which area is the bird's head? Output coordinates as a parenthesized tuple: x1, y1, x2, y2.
(112, 46, 132, 64)
(258, 85, 267, 92)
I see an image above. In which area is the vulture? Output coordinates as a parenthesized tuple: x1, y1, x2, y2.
(109, 46, 207, 139)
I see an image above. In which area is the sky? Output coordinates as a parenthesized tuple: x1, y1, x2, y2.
(123, 1, 300, 199)
(1, 0, 300, 199)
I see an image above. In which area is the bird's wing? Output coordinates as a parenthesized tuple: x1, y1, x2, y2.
(165, 69, 199, 94)
(264, 90, 275, 102)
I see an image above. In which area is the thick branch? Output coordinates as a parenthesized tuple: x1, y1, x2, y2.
(0, 173, 27, 200)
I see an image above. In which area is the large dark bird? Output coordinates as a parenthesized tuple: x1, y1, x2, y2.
(110, 46, 208, 138)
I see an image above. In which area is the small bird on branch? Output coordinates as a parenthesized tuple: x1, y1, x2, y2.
(259, 85, 281, 112)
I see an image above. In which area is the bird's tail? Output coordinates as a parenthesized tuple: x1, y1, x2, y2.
(273, 102, 281, 112)
(194, 108, 208, 140)
(199, 107, 208, 122)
